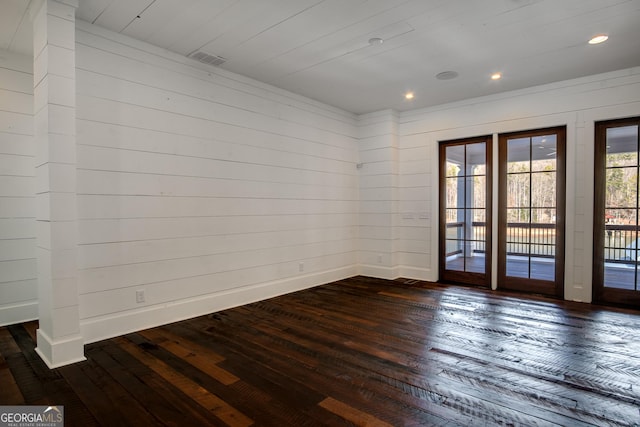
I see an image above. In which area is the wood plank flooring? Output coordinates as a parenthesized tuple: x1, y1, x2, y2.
(2, 276, 640, 426)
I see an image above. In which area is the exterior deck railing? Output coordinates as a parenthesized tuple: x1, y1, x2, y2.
(446, 222, 639, 263)
(604, 224, 639, 263)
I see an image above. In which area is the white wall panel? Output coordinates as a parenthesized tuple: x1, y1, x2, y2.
(77, 195, 357, 219)
(0, 133, 34, 157)
(78, 214, 356, 244)
(77, 145, 354, 185)
(76, 170, 357, 200)
(0, 68, 32, 93)
(79, 241, 356, 294)
(0, 50, 36, 326)
(76, 95, 355, 163)
(74, 23, 359, 342)
(0, 90, 32, 114)
(78, 227, 356, 269)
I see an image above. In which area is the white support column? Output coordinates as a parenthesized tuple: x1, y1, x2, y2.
(32, 0, 84, 368)
(357, 110, 399, 279)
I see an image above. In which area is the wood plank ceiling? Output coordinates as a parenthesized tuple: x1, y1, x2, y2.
(2, 0, 640, 113)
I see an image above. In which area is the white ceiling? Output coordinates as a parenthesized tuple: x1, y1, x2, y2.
(2, 0, 640, 114)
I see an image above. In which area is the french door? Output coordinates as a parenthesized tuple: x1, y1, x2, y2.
(498, 127, 566, 297)
(593, 117, 640, 306)
(439, 136, 492, 287)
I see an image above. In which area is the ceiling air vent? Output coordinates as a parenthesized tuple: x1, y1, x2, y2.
(188, 51, 227, 66)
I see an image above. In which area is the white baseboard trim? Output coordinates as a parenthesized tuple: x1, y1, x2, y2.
(358, 264, 435, 282)
(397, 265, 434, 282)
(0, 301, 38, 327)
(35, 328, 86, 369)
(81, 266, 357, 345)
(358, 264, 399, 280)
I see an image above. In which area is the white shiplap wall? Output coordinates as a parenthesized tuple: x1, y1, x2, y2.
(388, 67, 640, 302)
(0, 50, 37, 326)
(74, 21, 360, 343)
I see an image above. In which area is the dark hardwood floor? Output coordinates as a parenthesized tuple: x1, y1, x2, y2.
(2, 276, 640, 426)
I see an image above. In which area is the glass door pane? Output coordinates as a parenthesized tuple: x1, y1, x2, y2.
(440, 137, 491, 286)
(498, 127, 565, 297)
(594, 118, 640, 306)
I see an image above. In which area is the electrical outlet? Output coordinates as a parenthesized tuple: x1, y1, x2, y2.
(299, 262, 304, 272)
(136, 290, 145, 303)
(377, 254, 383, 263)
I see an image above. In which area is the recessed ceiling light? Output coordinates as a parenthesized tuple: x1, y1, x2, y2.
(368, 37, 384, 45)
(405, 92, 415, 100)
(436, 70, 459, 80)
(588, 34, 608, 45)
(491, 72, 502, 80)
